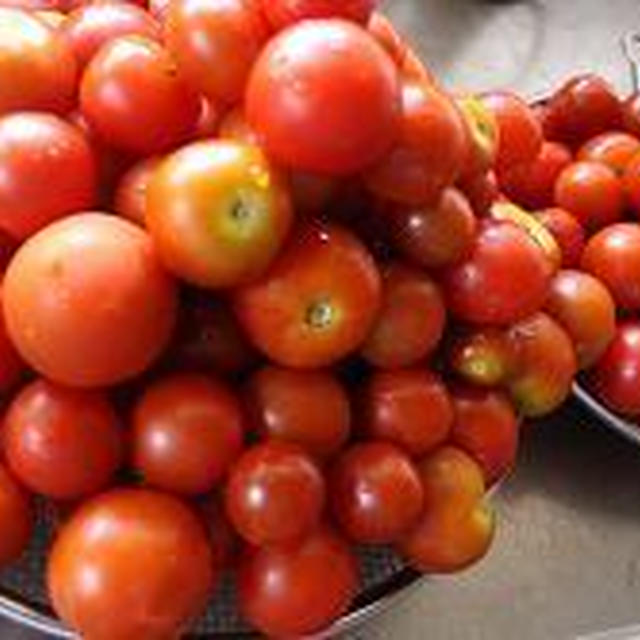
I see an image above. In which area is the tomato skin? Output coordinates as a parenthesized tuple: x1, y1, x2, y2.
(534, 207, 585, 268)
(233, 221, 382, 368)
(0, 464, 33, 567)
(3, 213, 177, 387)
(263, 0, 375, 27)
(246, 19, 401, 175)
(47, 489, 215, 640)
(113, 156, 161, 227)
(245, 366, 351, 460)
(238, 526, 358, 638)
(81, 36, 201, 155)
(147, 140, 293, 289)
(623, 151, 640, 215)
(132, 374, 245, 495)
(578, 131, 640, 175)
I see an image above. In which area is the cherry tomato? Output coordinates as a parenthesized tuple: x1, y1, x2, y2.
(623, 92, 640, 137)
(0, 113, 96, 240)
(3, 213, 177, 387)
(365, 80, 466, 205)
(233, 221, 382, 368)
(0, 464, 33, 567)
(499, 141, 572, 210)
(226, 442, 325, 547)
(81, 36, 201, 154)
(359, 370, 453, 458)
(166, 0, 269, 105)
(0, 8, 77, 115)
(443, 220, 553, 326)
(4, 379, 123, 499)
(450, 386, 519, 485)
(581, 223, 640, 311)
(113, 156, 160, 227)
(147, 140, 293, 289)
(0, 289, 25, 393)
(238, 526, 358, 638)
(246, 19, 401, 174)
(132, 374, 245, 495)
(330, 441, 424, 544)
(534, 207, 585, 268)
(578, 131, 640, 175)
(623, 151, 640, 215)
(245, 366, 350, 460)
(48, 489, 215, 640)
(263, 0, 375, 28)
(457, 94, 499, 180)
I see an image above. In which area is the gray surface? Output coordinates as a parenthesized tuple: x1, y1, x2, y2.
(4, 0, 640, 639)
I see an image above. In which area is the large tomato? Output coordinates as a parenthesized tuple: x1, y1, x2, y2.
(0, 464, 33, 567)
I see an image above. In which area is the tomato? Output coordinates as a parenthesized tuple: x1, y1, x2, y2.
(0, 290, 25, 393)
(262, 0, 374, 28)
(81, 36, 201, 155)
(554, 161, 623, 231)
(166, 0, 269, 105)
(0, 8, 77, 115)
(0, 113, 96, 240)
(623, 92, 640, 137)
(330, 441, 424, 544)
(499, 141, 572, 210)
(623, 151, 640, 215)
(48, 489, 215, 640)
(581, 223, 640, 311)
(226, 442, 325, 547)
(4, 213, 177, 387)
(246, 19, 401, 174)
(534, 207, 585, 268)
(132, 374, 245, 495)
(458, 170, 499, 217)
(457, 95, 499, 180)
(113, 156, 160, 227)
(543, 74, 622, 147)
(389, 187, 477, 269)
(359, 370, 453, 458)
(479, 91, 542, 171)
(443, 220, 553, 326)
(450, 386, 519, 485)
(147, 140, 293, 289)
(245, 366, 350, 460)
(577, 131, 640, 175)
(233, 221, 381, 368)
(238, 526, 358, 637)
(4, 379, 123, 499)
(62, 2, 161, 70)
(365, 80, 466, 205)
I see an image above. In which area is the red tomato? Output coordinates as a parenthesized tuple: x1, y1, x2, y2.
(623, 151, 640, 215)
(226, 442, 326, 547)
(246, 19, 401, 174)
(113, 155, 160, 227)
(0, 464, 33, 567)
(534, 207, 585, 268)
(81, 36, 201, 155)
(245, 366, 351, 460)
(0, 8, 77, 115)
(132, 374, 245, 495)
(330, 441, 424, 544)
(4, 379, 123, 499)
(147, 140, 293, 289)
(443, 220, 553, 326)
(233, 221, 382, 368)
(0, 113, 96, 240)
(263, 0, 375, 27)
(3, 213, 177, 387)
(238, 526, 358, 638)
(581, 223, 640, 310)
(554, 161, 624, 231)
(499, 141, 572, 210)
(0, 289, 25, 393)
(359, 369, 453, 458)
(166, 0, 269, 105)
(365, 80, 466, 205)
(48, 489, 215, 640)
(361, 262, 446, 368)
(578, 131, 640, 175)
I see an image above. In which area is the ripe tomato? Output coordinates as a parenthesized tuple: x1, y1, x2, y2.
(365, 80, 466, 205)
(554, 161, 623, 231)
(262, 0, 375, 28)
(623, 151, 640, 215)
(226, 442, 325, 547)
(238, 526, 358, 637)
(62, 1, 161, 70)
(359, 370, 453, 458)
(0, 289, 25, 393)
(577, 131, 640, 175)
(581, 223, 640, 310)
(246, 19, 401, 174)
(147, 140, 293, 289)
(0, 113, 96, 240)
(330, 442, 424, 544)
(4, 379, 123, 499)
(3, 213, 177, 387)
(443, 220, 553, 326)
(132, 374, 245, 495)
(81, 36, 201, 155)
(113, 156, 161, 227)
(233, 221, 381, 368)
(48, 489, 215, 640)
(0, 8, 77, 115)
(457, 95, 499, 180)
(534, 207, 585, 268)
(0, 464, 33, 567)
(245, 366, 351, 460)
